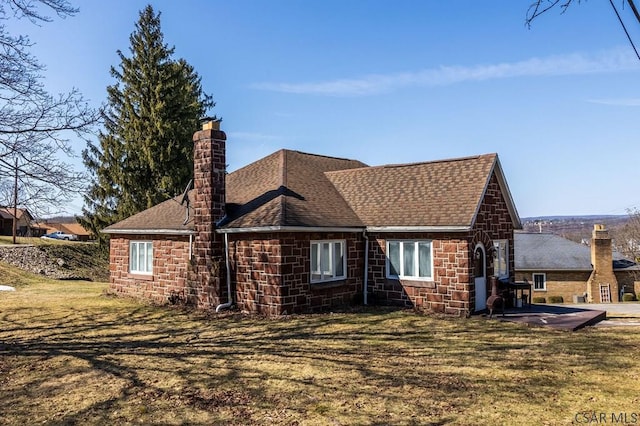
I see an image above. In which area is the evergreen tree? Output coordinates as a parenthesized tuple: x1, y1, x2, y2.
(80, 5, 214, 241)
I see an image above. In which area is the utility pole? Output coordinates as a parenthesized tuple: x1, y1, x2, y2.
(12, 157, 18, 245)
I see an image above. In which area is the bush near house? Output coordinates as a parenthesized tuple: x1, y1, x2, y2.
(622, 293, 636, 302)
(548, 296, 564, 303)
(532, 296, 546, 303)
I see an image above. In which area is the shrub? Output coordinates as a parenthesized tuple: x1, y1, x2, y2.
(622, 293, 636, 302)
(548, 295, 564, 304)
(532, 296, 546, 304)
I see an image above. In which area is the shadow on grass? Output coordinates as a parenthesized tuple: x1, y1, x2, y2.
(1, 303, 639, 425)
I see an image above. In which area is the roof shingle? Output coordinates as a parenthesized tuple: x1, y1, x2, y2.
(104, 150, 512, 233)
(326, 154, 496, 227)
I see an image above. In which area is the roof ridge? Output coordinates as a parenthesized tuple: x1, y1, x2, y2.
(327, 153, 496, 174)
(280, 148, 363, 164)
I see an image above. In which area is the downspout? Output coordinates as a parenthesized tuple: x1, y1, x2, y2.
(215, 232, 233, 312)
(363, 231, 369, 305)
(188, 234, 193, 259)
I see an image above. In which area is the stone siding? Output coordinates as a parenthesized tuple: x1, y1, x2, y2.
(367, 234, 470, 316)
(188, 125, 227, 308)
(469, 173, 516, 312)
(366, 173, 515, 317)
(230, 232, 363, 315)
(109, 235, 192, 304)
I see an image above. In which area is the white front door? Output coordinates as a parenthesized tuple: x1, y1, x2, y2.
(474, 244, 487, 312)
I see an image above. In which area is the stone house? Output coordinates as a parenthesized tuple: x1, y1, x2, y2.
(103, 121, 521, 316)
(514, 226, 640, 303)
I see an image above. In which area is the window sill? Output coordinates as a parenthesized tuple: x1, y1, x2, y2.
(387, 278, 436, 289)
(310, 280, 347, 290)
(128, 272, 154, 281)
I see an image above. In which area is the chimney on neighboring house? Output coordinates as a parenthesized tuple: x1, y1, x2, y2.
(586, 224, 619, 303)
(190, 120, 226, 308)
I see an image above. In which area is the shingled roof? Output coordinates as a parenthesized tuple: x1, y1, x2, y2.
(104, 150, 519, 234)
(514, 232, 637, 271)
(326, 154, 504, 229)
(224, 150, 367, 229)
(103, 192, 195, 234)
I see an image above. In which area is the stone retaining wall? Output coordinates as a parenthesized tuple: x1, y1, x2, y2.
(0, 245, 80, 279)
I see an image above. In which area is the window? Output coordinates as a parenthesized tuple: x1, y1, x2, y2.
(493, 239, 508, 279)
(533, 273, 546, 291)
(386, 240, 433, 280)
(310, 240, 346, 283)
(130, 241, 153, 274)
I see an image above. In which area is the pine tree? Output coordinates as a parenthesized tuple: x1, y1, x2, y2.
(80, 5, 214, 241)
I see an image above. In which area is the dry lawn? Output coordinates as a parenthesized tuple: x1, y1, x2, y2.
(1, 265, 640, 425)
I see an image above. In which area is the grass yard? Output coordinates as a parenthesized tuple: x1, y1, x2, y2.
(1, 265, 640, 425)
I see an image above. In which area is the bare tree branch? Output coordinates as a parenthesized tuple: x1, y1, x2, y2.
(526, 0, 579, 28)
(0, 0, 100, 224)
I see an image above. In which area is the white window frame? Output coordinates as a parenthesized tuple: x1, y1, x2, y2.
(493, 239, 509, 279)
(386, 240, 433, 281)
(532, 273, 546, 291)
(310, 240, 347, 283)
(130, 241, 153, 275)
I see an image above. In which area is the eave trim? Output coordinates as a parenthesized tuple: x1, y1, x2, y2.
(102, 228, 196, 236)
(217, 226, 365, 234)
(365, 225, 471, 233)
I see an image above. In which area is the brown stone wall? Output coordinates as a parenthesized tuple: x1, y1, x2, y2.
(469, 173, 516, 312)
(367, 232, 471, 316)
(189, 124, 227, 308)
(109, 234, 192, 304)
(229, 232, 363, 315)
(365, 173, 515, 317)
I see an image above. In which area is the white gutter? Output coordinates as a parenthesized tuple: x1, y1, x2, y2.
(363, 231, 369, 305)
(365, 225, 470, 233)
(217, 226, 365, 234)
(215, 232, 233, 312)
(102, 228, 196, 235)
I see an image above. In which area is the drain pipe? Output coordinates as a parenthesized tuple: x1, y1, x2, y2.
(363, 231, 369, 305)
(215, 232, 233, 312)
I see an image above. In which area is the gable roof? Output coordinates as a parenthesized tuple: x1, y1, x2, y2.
(104, 150, 521, 235)
(0, 207, 33, 221)
(514, 232, 637, 271)
(224, 150, 367, 229)
(326, 153, 518, 230)
(45, 222, 91, 237)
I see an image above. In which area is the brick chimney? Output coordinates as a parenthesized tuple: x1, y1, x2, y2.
(586, 224, 619, 303)
(189, 120, 226, 308)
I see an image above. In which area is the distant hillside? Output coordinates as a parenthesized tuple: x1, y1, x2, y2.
(521, 215, 629, 243)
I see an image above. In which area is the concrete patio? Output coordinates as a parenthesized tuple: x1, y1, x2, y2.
(487, 304, 607, 331)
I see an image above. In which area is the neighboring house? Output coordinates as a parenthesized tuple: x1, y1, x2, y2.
(514, 227, 640, 303)
(0, 207, 39, 236)
(44, 222, 92, 241)
(103, 121, 521, 316)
